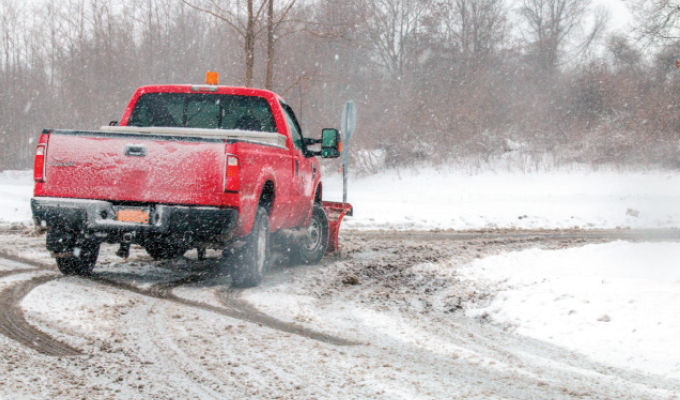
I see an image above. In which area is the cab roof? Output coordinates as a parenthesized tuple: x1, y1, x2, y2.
(134, 85, 285, 103)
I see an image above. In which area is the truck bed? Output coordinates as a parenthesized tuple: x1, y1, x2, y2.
(41, 128, 286, 207)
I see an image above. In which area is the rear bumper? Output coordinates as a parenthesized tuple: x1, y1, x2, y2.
(31, 197, 238, 239)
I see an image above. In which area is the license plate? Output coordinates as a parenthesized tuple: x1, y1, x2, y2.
(117, 209, 149, 224)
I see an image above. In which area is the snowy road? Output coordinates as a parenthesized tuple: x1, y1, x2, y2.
(0, 229, 678, 399)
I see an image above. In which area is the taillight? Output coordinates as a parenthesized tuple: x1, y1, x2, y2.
(34, 145, 46, 182)
(224, 154, 240, 192)
(33, 131, 50, 182)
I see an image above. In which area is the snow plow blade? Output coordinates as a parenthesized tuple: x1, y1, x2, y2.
(322, 201, 353, 253)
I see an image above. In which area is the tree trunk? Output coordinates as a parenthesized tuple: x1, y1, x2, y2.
(245, 0, 256, 87)
(266, 0, 275, 90)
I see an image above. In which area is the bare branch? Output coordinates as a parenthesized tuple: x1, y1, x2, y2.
(181, 0, 246, 37)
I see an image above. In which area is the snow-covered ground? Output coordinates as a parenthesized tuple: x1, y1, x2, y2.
(3, 231, 679, 399)
(0, 170, 33, 226)
(324, 168, 680, 231)
(6, 167, 680, 231)
(460, 241, 680, 378)
(2, 167, 680, 398)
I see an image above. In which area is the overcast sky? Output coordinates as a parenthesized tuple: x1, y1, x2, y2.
(596, 0, 633, 31)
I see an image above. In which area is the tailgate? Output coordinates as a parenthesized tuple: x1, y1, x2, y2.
(44, 131, 227, 206)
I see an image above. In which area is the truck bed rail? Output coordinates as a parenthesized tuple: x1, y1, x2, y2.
(99, 126, 288, 149)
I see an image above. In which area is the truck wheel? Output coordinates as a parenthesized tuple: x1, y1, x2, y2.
(231, 207, 269, 288)
(144, 243, 186, 260)
(56, 242, 100, 276)
(295, 203, 329, 265)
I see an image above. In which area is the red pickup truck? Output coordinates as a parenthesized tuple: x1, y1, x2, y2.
(31, 76, 352, 287)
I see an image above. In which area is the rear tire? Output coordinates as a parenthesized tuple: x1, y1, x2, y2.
(230, 207, 269, 288)
(295, 203, 329, 265)
(56, 241, 100, 276)
(144, 243, 186, 260)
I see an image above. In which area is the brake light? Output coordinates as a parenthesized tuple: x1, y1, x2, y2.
(33, 131, 50, 182)
(224, 155, 240, 192)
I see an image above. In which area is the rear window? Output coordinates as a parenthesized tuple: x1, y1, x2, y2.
(128, 93, 277, 132)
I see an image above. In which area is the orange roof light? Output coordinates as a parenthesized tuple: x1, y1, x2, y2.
(206, 71, 219, 85)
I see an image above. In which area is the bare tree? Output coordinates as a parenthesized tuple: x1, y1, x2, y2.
(265, 0, 298, 90)
(181, 0, 264, 87)
(629, 0, 680, 42)
(3, 0, 680, 170)
(358, 0, 428, 80)
(519, 0, 608, 73)
(436, 0, 507, 61)
(606, 34, 641, 69)
(181, 0, 296, 89)
(266, 0, 275, 89)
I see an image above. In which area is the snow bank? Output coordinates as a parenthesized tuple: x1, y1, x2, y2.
(324, 168, 680, 230)
(460, 242, 680, 378)
(0, 170, 33, 226)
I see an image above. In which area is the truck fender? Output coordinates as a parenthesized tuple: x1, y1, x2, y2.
(303, 182, 322, 225)
(236, 167, 277, 237)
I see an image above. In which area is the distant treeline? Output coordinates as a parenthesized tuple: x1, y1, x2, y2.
(1, 0, 680, 171)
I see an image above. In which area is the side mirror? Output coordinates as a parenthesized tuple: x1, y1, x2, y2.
(321, 128, 341, 158)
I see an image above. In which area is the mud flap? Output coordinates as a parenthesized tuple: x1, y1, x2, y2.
(321, 201, 353, 253)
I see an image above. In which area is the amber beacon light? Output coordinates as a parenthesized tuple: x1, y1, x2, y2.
(206, 71, 219, 85)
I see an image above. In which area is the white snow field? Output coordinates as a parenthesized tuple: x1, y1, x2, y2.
(324, 167, 680, 231)
(5, 167, 680, 231)
(460, 241, 680, 378)
(0, 170, 33, 226)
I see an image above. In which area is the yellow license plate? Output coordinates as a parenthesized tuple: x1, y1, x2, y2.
(117, 209, 149, 224)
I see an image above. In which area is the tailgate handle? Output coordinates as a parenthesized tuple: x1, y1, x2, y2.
(125, 145, 147, 157)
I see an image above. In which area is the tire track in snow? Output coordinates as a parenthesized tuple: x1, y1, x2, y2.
(0, 249, 53, 270)
(0, 253, 81, 357)
(0, 233, 679, 398)
(123, 301, 229, 399)
(216, 287, 359, 346)
(0, 274, 82, 357)
(0, 226, 676, 357)
(0, 249, 357, 358)
(0, 268, 36, 279)
(93, 272, 358, 346)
